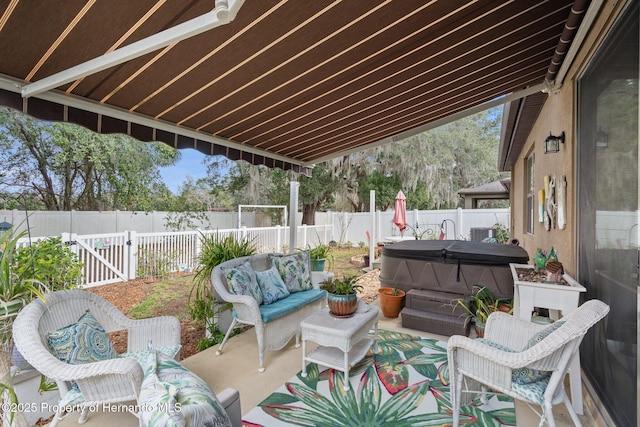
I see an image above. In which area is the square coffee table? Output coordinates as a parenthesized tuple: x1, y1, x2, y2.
(300, 300, 379, 390)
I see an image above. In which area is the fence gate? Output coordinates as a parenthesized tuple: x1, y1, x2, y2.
(63, 232, 131, 287)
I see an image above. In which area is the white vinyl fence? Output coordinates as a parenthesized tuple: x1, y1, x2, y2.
(16, 225, 331, 287)
(14, 208, 510, 288)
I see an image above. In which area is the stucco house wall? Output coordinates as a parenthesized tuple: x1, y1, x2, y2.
(510, 0, 624, 278)
(508, 1, 631, 425)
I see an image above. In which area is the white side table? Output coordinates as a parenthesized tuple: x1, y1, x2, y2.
(509, 263, 587, 414)
(300, 301, 379, 391)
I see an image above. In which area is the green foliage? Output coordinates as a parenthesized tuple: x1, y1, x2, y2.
(452, 286, 512, 325)
(189, 232, 257, 350)
(309, 243, 331, 260)
(0, 107, 178, 211)
(0, 230, 47, 309)
(129, 280, 186, 319)
(493, 222, 509, 244)
(13, 236, 83, 291)
(359, 170, 401, 211)
(320, 275, 363, 295)
(135, 248, 179, 278)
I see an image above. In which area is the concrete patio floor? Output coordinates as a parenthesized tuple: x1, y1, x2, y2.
(51, 304, 598, 427)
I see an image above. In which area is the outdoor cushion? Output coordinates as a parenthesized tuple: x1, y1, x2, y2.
(47, 310, 118, 365)
(525, 320, 565, 348)
(511, 376, 551, 405)
(269, 251, 313, 293)
(137, 349, 232, 427)
(222, 260, 263, 305)
(259, 289, 326, 323)
(255, 266, 290, 304)
(119, 343, 182, 365)
(475, 338, 552, 386)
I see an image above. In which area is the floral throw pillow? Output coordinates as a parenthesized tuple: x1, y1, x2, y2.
(269, 251, 313, 293)
(138, 350, 232, 427)
(222, 260, 263, 305)
(47, 310, 118, 365)
(255, 266, 290, 304)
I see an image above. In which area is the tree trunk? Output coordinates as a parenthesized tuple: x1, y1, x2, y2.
(302, 203, 317, 225)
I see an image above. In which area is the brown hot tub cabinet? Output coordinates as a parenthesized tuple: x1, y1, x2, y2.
(379, 240, 529, 336)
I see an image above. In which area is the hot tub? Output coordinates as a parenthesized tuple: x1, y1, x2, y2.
(380, 240, 529, 298)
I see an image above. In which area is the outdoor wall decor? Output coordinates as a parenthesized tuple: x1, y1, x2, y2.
(557, 175, 567, 229)
(544, 175, 555, 231)
(542, 174, 567, 231)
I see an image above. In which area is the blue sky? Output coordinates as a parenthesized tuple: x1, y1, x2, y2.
(159, 149, 208, 193)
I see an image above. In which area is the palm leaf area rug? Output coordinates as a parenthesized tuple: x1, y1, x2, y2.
(242, 329, 515, 427)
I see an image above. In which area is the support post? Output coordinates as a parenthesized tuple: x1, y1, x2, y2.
(369, 191, 375, 265)
(289, 182, 299, 254)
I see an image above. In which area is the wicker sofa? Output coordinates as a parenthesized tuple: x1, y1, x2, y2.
(211, 253, 327, 372)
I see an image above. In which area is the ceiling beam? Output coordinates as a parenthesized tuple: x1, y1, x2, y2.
(21, 0, 244, 99)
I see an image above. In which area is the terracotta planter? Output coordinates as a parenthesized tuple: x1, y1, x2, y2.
(327, 293, 358, 317)
(474, 320, 486, 338)
(378, 287, 405, 318)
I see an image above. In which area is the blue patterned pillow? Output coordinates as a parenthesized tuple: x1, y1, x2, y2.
(47, 310, 117, 365)
(525, 320, 565, 348)
(222, 260, 263, 305)
(269, 251, 313, 293)
(255, 266, 290, 304)
(120, 344, 182, 365)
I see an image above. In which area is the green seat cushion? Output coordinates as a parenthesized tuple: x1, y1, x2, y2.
(259, 289, 326, 323)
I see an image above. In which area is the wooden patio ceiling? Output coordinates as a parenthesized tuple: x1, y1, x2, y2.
(0, 0, 589, 173)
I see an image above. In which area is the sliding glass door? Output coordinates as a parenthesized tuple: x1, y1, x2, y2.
(577, 2, 638, 425)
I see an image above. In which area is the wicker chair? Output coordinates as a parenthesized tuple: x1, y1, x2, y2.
(13, 289, 182, 427)
(447, 299, 609, 427)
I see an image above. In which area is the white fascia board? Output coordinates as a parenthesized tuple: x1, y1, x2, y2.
(21, 0, 245, 98)
(305, 82, 547, 166)
(1, 75, 301, 166)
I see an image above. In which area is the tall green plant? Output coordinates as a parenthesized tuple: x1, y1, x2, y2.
(0, 230, 47, 426)
(189, 232, 257, 350)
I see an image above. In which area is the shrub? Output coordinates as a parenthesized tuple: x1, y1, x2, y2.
(13, 236, 83, 291)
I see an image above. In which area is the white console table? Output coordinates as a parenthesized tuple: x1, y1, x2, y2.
(509, 263, 587, 414)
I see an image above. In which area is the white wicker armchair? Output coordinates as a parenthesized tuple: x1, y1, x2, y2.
(447, 299, 609, 427)
(12, 289, 182, 427)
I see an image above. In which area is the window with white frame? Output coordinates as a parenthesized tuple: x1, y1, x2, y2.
(525, 153, 535, 235)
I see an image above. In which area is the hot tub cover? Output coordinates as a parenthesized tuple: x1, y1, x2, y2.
(381, 240, 529, 265)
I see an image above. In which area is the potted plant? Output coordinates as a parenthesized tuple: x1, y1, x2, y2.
(320, 275, 363, 318)
(452, 285, 512, 337)
(0, 230, 47, 426)
(309, 243, 333, 272)
(378, 285, 406, 318)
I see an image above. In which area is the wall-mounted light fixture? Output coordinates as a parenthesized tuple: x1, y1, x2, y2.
(544, 131, 565, 154)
